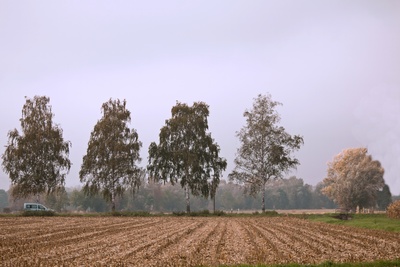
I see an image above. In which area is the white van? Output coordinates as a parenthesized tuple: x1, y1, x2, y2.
(23, 203, 52, 211)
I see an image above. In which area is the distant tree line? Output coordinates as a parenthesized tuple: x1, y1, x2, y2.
(1, 176, 394, 213)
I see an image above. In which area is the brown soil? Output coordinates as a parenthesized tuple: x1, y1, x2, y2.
(0, 217, 399, 266)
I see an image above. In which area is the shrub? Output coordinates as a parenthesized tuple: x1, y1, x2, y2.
(172, 211, 187, 216)
(22, 210, 56, 217)
(3, 207, 11, 213)
(387, 200, 400, 219)
(213, 210, 225, 216)
(172, 209, 225, 217)
(108, 211, 151, 217)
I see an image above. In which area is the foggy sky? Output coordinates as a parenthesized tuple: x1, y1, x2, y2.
(1, 1, 399, 194)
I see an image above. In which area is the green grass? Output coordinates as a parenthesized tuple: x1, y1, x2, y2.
(306, 213, 400, 232)
(216, 259, 400, 266)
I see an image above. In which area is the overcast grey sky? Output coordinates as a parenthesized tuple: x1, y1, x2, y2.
(1, 1, 399, 194)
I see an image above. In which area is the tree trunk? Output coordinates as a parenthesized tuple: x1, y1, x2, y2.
(111, 191, 116, 212)
(262, 181, 266, 213)
(213, 196, 216, 214)
(185, 184, 190, 214)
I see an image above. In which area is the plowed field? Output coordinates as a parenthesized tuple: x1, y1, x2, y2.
(1, 216, 399, 266)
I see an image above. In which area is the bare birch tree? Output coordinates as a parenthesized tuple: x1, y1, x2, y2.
(229, 94, 303, 212)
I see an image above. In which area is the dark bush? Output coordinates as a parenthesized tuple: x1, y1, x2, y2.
(333, 213, 352, 220)
(108, 211, 151, 217)
(22, 210, 56, 217)
(173, 209, 222, 217)
(263, 210, 279, 216)
(172, 211, 187, 216)
(213, 210, 225, 216)
(3, 207, 11, 213)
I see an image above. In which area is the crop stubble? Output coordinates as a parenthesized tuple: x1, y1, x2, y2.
(0, 217, 399, 266)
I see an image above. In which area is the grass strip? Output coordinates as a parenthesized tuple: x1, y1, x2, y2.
(305, 213, 400, 232)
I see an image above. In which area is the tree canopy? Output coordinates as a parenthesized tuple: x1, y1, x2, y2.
(322, 147, 385, 212)
(79, 99, 143, 211)
(147, 101, 227, 213)
(1, 96, 71, 201)
(376, 184, 392, 211)
(229, 93, 303, 212)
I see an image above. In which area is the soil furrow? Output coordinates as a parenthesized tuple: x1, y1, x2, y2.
(1, 216, 400, 266)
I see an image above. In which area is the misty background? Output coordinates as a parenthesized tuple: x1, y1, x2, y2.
(1, 1, 399, 195)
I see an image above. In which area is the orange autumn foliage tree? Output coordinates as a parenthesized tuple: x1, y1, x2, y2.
(322, 148, 385, 212)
